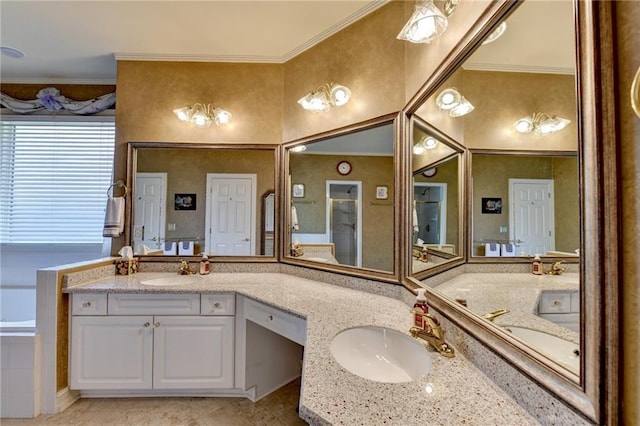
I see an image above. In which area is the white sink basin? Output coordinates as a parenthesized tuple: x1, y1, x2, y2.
(139, 275, 201, 286)
(330, 326, 431, 383)
(506, 326, 580, 374)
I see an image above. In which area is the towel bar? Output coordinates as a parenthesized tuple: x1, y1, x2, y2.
(107, 180, 128, 197)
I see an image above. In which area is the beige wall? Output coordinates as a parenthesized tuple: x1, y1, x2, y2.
(289, 154, 394, 272)
(282, 1, 406, 142)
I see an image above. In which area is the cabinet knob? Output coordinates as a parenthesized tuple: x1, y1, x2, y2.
(154, 322, 161, 328)
(83, 302, 92, 308)
(213, 302, 221, 308)
(143, 322, 151, 328)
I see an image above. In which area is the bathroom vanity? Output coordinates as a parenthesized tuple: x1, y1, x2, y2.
(62, 270, 544, 425)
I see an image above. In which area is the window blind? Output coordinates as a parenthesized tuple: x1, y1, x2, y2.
(0, 117, 115, 244)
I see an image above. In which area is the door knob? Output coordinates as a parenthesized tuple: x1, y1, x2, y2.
(244, 237, 250, 241)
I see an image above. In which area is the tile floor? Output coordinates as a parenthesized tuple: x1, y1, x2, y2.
(1, 378, 307, 425)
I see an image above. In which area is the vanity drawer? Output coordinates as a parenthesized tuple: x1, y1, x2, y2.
(201, 294, 235, 316)
(72, 294, 107, 315)
(538, 292, 571, 314)
(108, 293, 200, 315)
(243, 298, 306, 345)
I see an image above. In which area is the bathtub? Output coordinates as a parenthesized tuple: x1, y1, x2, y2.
(0, 287, 36, 330)
(0, 287, 40, 418)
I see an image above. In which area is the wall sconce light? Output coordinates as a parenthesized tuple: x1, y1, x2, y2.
(396, 0, 448, 44)
(173, 103, 232, 128)
(435, 87, 474, 117)
(298, 83, 351, 112)
(290, 145, 307, 153)
(513, 112, 571, 135)
(412, 136, 439, 155)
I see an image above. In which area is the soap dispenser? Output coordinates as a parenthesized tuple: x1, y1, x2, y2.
(532, 254, 543, 275)
(420, 244, 429, 262)
(413, 288, 429, 330)
(199, 253, 210, 275)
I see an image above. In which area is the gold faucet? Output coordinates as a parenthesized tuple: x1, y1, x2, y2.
(483, 308, 510, 322)
(178, 259, 195, 275)
(409, 311, 455, 358)
(545, 261, 566, 275)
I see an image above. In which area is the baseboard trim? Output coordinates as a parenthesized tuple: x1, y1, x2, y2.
(56, 387, 80, 413)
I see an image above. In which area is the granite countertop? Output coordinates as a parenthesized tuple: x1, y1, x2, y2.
(63, 272, 539, 425)
(435, 273, 580, 343)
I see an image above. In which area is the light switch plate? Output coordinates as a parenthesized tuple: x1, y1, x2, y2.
(168, 223, 176, 231)
(499, 226, 507, 233)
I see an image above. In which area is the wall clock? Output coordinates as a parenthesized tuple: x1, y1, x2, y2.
(337, 161, 352, 176)
(423, 167, 437, 177)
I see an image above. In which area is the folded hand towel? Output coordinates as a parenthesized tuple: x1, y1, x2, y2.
(291, 205, 299, 231)
(103, 196, 125, 237)
(413, 201, 419, 233)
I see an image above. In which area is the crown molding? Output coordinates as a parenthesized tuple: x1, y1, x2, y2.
(463, 63, 575, 75)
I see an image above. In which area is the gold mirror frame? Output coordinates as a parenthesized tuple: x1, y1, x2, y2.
(280, 113, 403, 283)
(401, 1, 618, 422)
(126, 141, 281, 264)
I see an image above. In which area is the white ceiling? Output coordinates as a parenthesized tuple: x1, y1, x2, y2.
(0, 1, 574, 85)
(0, 0, 387, 84)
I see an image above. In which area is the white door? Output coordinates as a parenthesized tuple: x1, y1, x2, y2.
(70, 316, 153, 390)
(153, 316, 234, 389)
(326, 181, 362, 267)
(134, 173, 167, 252)
(205, 174, 256, 255)
(509, 179, 555, 256)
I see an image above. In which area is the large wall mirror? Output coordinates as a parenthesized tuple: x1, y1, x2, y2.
(410, 117, 464, 277)
(282, 114, 399, 281)
(404, 0, 604, 420)
(127, 142, 278, 259)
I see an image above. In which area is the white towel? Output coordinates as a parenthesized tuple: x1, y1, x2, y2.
(501, 243, 515, 257)
(412, 200, 419, 233)
(103, 196, 125, 237)
(291, 205, 299, 231)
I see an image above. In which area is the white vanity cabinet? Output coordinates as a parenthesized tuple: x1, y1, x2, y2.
(70, 293, 235, 391)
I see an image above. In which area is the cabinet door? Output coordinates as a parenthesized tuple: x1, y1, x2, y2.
(153, 316, 234, 389)
(70, 316, 153, 390)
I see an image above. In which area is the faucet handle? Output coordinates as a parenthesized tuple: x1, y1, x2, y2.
(482, 308, 509, 322)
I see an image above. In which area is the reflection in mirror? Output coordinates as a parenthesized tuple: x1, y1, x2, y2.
(410, 0, 583, 383)
(410, 120, 463, 276)
(130, 144, 276, 257)
(286, 120, 395, 274)
(261, 191, 275, 255)
(471, 153, 579, 258)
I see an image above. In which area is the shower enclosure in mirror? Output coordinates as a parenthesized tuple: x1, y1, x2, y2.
(128, 142, 278, 259)
(282, 114, 399, 281)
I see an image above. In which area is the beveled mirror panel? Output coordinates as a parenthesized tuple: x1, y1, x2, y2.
(128, 142, 278, 259)
(406, 0, 589, 402)
(283, 116, 398, 280)
(410, 118, 464, 277)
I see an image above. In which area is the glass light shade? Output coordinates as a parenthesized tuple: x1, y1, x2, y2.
(422, 136, 438, 149)
(173, 106, 193, 122)
(290, 145, 307, 153)
(191, 109, 212, 128)
(213, 108, 232, 126)
(482, 22, 507, 45)
(514, 117, 535, 133)
(535, 114, 571, 135)
(435, 88, 461, 110)
(449, 96, 474, 117)
(397, 0, 448, 44)
(330, 84, 351, 107)
(413, 143, 427, 155)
